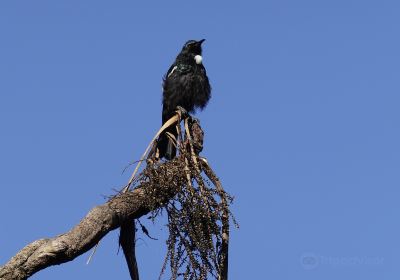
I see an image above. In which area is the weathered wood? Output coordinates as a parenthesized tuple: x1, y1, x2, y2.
(0, 117, 231, 280)
(0, 158, 185, 280)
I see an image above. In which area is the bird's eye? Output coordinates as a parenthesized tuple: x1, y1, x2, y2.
(186, 41, 196, 48)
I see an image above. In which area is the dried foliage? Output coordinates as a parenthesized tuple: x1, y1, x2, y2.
(0, 111, 235, 280)
(127, 117, 236, 280)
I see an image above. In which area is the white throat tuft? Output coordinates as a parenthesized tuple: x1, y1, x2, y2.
(194, 55, 203, 64)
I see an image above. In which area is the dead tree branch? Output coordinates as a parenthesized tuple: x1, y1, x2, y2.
(0, 116, 234, 280)
(0, 158, 186, 280)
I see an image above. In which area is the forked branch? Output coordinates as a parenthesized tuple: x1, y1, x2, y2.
(0, 115, 234, 280)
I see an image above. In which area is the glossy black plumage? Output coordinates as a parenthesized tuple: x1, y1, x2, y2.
(158, 39, 211, 159)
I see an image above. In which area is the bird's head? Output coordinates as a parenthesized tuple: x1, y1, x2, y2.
(181, 39, 205, 56)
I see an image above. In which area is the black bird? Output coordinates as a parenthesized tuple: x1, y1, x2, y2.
(157, 39, 211, 160)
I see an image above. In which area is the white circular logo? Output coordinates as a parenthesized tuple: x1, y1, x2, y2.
(300, 252, 319, 270)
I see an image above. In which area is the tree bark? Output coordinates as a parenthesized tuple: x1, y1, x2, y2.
(0, 158, 184, 280)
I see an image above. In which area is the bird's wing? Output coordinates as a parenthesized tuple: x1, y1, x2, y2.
(166, 63, 177, 78)
(166, 64, 193, 78)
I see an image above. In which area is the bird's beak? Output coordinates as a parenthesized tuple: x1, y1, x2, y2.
(198, 39, 206, 45)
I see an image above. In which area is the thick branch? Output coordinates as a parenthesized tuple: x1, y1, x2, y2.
(0, 158, 185, 280)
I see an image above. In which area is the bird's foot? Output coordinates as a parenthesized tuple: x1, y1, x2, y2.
(175, 106, 189, 119)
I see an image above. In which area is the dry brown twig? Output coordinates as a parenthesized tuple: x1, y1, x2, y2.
(0, 112, 235, 280)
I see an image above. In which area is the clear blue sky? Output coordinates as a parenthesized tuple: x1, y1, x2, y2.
(1, 1, 399, 279)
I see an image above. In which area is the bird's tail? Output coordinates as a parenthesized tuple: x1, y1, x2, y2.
(157, 125, 177, 160)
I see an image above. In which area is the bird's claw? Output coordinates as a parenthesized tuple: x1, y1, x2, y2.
(175, 106, 188, 118)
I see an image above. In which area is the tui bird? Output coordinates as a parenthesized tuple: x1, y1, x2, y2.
(157, 39, 211, 160)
